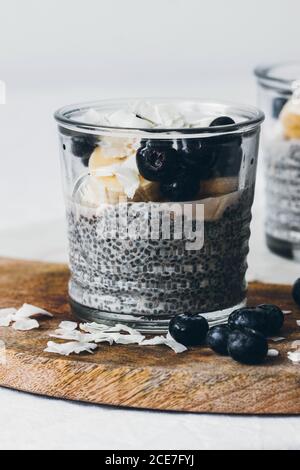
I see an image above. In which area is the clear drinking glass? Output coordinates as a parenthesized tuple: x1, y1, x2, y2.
(255, 62, 300, 260)
(55, 99, 264, 333)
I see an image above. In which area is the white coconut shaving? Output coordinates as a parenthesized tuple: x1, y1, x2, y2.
(50, 329, 90, 342)
(46, 320, 187, 356)
(140, 333, 187, 354)
(79, 322, 109, 333)
(0, 308, 17, 327)
(76, 101, 229, 130)
(269, 337, 286, 343)
(267, 349, 280, 358)
(140, 336, 168, 346)
(291, 340, 300, 350)
(296, 320, 300, 327)
(0, 304, 53, 330)
(45, 341, 98, 356)
(283, 310, 292, 315)
(115, 334, 145, 345)
(14, 304, 53, 320)
(288, 351, 300, 364)
(13, 319, 40, 331)
(58, 321, 78, 331)
(92, 153, 140, 199)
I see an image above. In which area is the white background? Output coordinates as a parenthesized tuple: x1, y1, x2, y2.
(0, 0, 300, 450)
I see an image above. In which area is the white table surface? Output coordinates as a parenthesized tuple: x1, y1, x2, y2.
(1, 84, 300, 450)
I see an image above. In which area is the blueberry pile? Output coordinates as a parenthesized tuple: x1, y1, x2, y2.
(136, 116, 243, 202)
(169, 304, 285, 365)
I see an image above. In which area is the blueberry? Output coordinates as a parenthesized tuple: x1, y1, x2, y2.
(169, 313, 209, 347)
(228, 328, 268, 365)
(292, 278, 300, 306)
(210, 116, 236, 127)
(71, 135, 98, 160)
(228, 307, 268, 336)
(160, 172, 200, 202)
(272, 97, 288, 119)
(257, 304, 284, 336)
(207, 325, 230, 356)
(178, 139, 217, 178)
(136, 141, 179, 182)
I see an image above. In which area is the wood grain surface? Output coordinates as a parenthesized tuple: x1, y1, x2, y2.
(0, 257, 300, 415)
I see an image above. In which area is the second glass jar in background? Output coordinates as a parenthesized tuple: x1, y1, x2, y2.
(255, 62, 300, 260)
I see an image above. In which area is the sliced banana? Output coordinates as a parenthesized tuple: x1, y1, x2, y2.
(199, 177, 239, 197)
(281, 111, 300, 140)
(88, 147, 160, 204)
(280, 95, 300, 140)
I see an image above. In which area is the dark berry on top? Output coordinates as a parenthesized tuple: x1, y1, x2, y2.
(178, 139, 217, 178)
(169, 313, 209, 347)
(272, 97, 288, 119)
(292, 278, 300, 307)
(210, 116, 236, 127)
(136, 141, 179, 182)
(207, 325, 230, 356)
(228, 328, 268, 365)
(160, 172, 200, 202)
(257, 304, 284, 336)
(228, 307, 268, 336)
(71, 135, 98, 159)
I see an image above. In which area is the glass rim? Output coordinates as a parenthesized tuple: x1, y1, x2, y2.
(54, 98, 264, 138)
(255, 61, 300, 92)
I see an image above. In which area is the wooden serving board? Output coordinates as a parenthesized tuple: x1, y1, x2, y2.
(0, 257, 300, 415)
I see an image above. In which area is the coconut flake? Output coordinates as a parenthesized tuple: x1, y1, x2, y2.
(140, 333, 187, 353)
(269, 337, 286, 343)
(165, 332, 188, 353)
(45, 341, 97, 356)
(13, 319, 40, 331)
(107, 323, 143, 336)
(291, 340, 300, 350)
(115, 334, 145, 345)
(268, 349, 280, 357)
(115, 167, 140, 199)
(14, 304, 53, 320)
(140, 336, 167, 346)
(283, 310, 292, 315)
(58, 321, 78, 331)
(296, 320, 300, 327)
(80, 322, 112, 333)
(288, 351, 300, 364)
(107, 110, 152, 129)
(50, 329, 89, 342)
(0, 308, 17, 327)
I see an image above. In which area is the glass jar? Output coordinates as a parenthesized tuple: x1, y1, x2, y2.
(55, 98, 264, 333)
(255, 62, 300, 260)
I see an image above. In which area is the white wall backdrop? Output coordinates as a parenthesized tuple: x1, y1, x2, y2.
(0, 0, 299, 93)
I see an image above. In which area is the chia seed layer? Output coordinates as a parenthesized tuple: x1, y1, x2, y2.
(67, 186, 254, 318)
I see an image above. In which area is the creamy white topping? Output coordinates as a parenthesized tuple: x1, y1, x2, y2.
(74, 101, 236, 130)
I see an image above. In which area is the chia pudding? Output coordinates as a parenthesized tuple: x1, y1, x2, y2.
(55, 99, 263, 331)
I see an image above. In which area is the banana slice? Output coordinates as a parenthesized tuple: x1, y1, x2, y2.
(199, 177, 239, 198)
(281, 111, 300, 140)
(280, 95, 300, 139)
(134, 177, 160, 202)
(89, 147, 160, 204)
